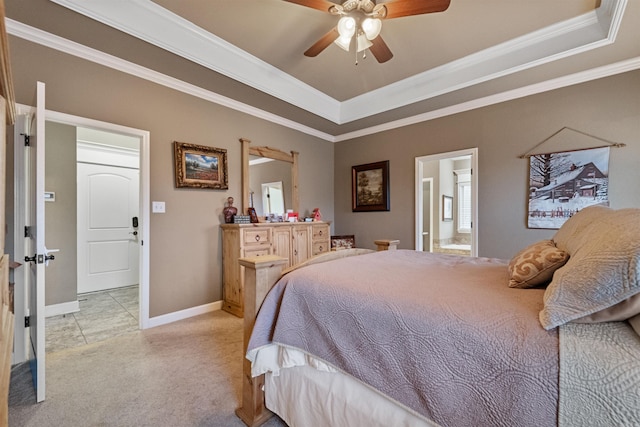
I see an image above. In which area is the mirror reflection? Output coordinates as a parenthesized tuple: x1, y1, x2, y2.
(249, 155, 292, 217)
(261, 181, 285, 217)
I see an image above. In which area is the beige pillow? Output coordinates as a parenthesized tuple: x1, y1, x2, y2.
(573, 293, 640, 323)
(552, 204, 611, 254)
(629, 314, 640, 337)
(540, 208, 640, 330)
(508, 240, 569, 289)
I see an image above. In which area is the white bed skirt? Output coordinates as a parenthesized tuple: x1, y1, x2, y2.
(254, 345, 440, 427)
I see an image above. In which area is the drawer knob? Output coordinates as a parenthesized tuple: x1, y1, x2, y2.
(255, 235, 261, 242)
(318, 230, 323, 236)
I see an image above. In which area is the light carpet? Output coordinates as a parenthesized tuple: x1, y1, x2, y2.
(9, 310, 287, 427)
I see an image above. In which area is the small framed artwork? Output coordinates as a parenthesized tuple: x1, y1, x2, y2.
(352, 160, 390, 212)
(331, 235, 356, 250)
(174, 141, 228, 189)
(247, 207, 259, 223)
(443, 195, 453, 221)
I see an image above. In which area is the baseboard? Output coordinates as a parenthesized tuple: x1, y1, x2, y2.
(45, 300, 80, 317)
(146, 300, 223, 329)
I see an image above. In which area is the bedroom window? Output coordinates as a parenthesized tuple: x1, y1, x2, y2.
(457, 170, 471, 233)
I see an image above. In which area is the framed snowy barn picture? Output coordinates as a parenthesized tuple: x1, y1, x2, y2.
(527, 147, 610, 229)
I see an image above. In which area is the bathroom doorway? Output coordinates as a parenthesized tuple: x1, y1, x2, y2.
(415, 148, 478, 256)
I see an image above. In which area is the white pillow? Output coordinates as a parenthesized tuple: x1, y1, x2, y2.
(540, 208, 640, 330)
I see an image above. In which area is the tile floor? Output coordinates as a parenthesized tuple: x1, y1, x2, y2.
(45, 285, 139, 353)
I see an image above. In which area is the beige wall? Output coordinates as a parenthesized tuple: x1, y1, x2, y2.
(5, 4, 639, 317)
(44, 121, 77, 306)
(334, 70, 640, 259)
(8, 37, 334, 318)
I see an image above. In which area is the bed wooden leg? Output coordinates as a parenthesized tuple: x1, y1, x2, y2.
(375, 239, 400, 251)
(236, 255, 288, 427)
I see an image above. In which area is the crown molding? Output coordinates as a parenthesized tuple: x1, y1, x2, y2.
(48, 0, 341, 123)
(5, 19, 336, 143)
(6, 4, 639, 144)
(334, 56, 640, 142)
(340, 0, 627, 123)
(47, 0, 628, 125)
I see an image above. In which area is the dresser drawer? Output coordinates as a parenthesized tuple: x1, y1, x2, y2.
(312, 224, 328, 241)
(312, 241, 329, 256)
(242, 228, 271, 245)
(244, 247, 271, 257)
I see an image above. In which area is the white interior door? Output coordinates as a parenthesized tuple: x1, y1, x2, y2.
(23, 81, 47, 402)
(261, 181, 285, 216)
(77, 162, 139, 294)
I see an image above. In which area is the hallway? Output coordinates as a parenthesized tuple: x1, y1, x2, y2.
(45, 285, 139, 353)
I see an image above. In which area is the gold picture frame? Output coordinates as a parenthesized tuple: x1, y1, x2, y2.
(174, 141, 228, 189)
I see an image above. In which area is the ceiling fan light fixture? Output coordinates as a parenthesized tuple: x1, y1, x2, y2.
(356, 32, 373, 52)
(337, 16, 356, 38)
(362, 18, 382, 40)
(334, 35, 352, 51)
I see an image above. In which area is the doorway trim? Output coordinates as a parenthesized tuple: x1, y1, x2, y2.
(418, 177, 433, 252)
(45, 110, 150, 329)
(415, 148, 478, 256)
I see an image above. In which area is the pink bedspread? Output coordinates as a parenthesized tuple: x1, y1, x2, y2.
(248, 250, 558, 426)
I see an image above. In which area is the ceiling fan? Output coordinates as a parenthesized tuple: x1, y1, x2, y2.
(284, 0, 451, 63)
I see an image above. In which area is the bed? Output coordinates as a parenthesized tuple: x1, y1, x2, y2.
(235, 207, 640, 427)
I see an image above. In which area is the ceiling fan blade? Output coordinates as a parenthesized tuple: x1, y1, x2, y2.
(380, 0, 450, 19)
(304, 27, 340, 57)
(369, 35, 393, 63)
(283, 0, 338, 13)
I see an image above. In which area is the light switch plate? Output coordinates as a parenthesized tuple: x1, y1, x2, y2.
(152, 201, 166, 213)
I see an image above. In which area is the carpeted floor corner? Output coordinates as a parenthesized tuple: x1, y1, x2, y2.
(9, 310, 287, 427)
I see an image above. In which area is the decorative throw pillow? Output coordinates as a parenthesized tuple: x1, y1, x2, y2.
(508, 240, 569, 289)
(540, 208, 640, 330)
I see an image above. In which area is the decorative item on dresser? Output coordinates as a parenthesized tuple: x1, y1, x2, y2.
(220, 222, 330, 317)
(223, 196, 238, 224)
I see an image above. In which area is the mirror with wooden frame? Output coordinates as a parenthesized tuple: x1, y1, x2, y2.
(240, 138, 299, 218)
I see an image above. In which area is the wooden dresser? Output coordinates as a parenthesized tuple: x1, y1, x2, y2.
(220, 222, 330, 317)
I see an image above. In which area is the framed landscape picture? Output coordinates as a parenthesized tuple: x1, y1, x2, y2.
(174, 141, 228, 189)
(352, 160, 390, 212)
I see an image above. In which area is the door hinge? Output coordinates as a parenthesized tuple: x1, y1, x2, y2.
(25, 316, 31, 328)
(22, 133, 30, 147)
(24, 226, 32, 238)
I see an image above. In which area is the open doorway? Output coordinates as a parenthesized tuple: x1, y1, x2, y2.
(11, 108, 150, 363)
(44, 124, 143, 353)
(415, 148, 478, 256)
(46, 120, 149, 352)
